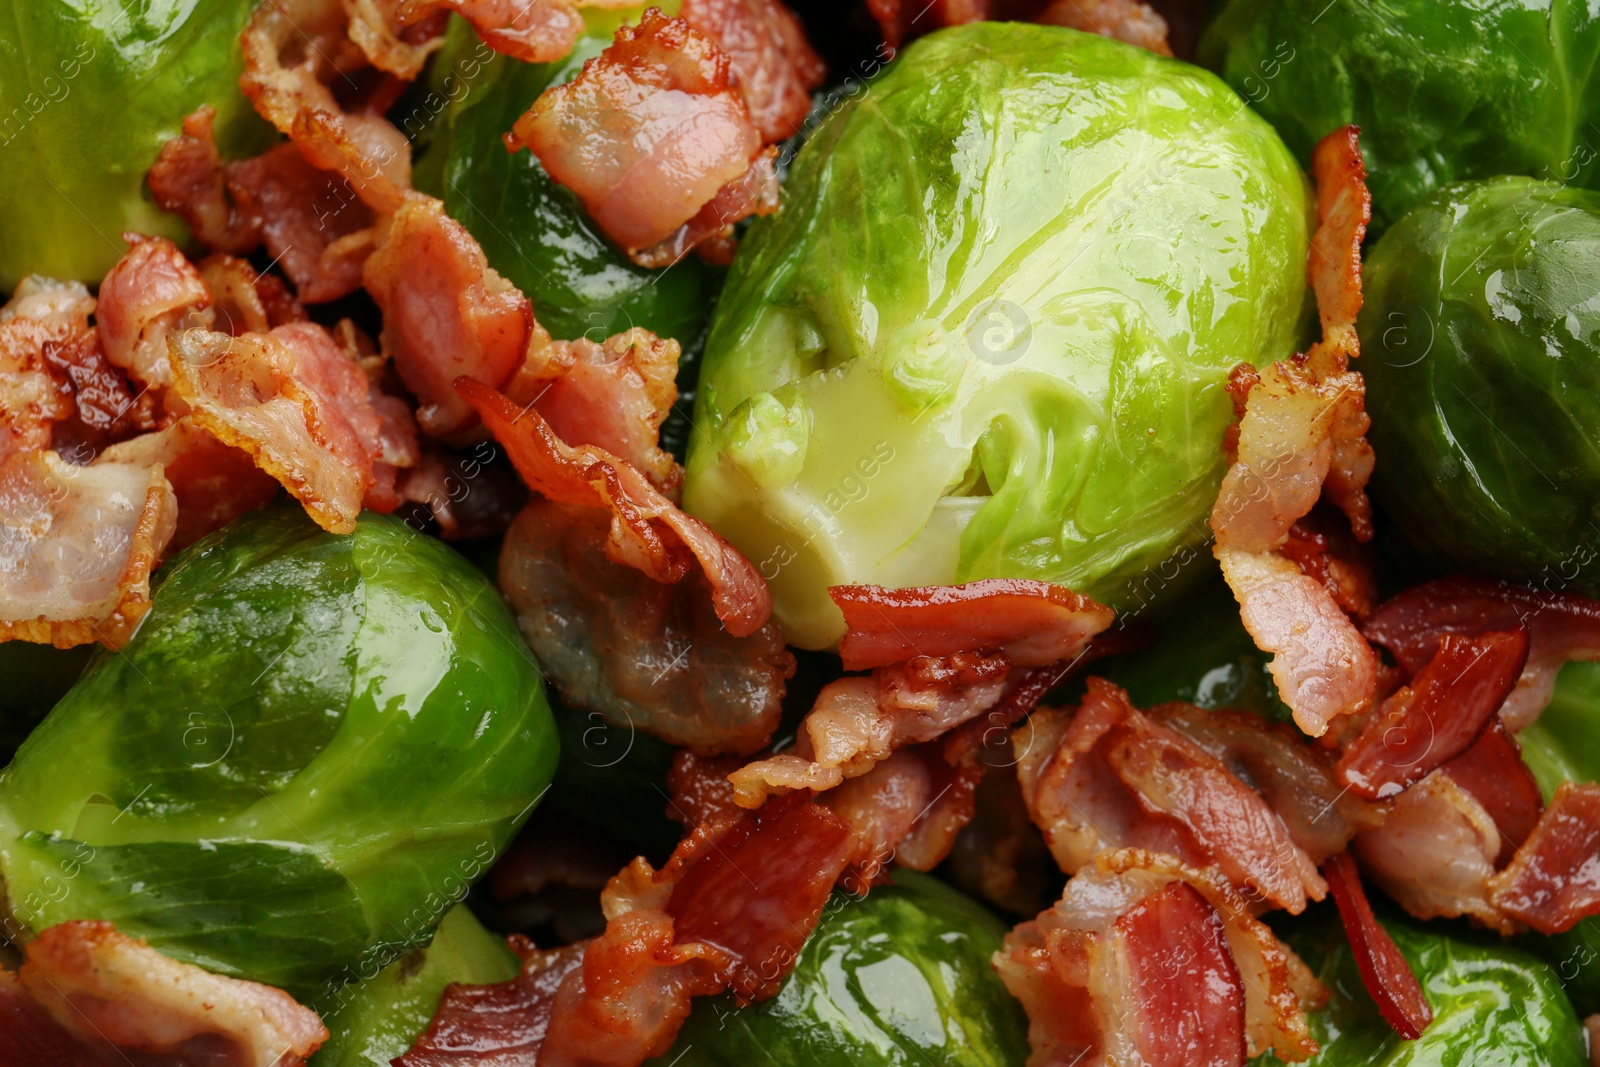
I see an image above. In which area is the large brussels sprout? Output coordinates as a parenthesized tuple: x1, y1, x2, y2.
(1256, 907, 1588, 1066)
(1198, 0, 1600, 232)
(0, 0, 273, 289)
(1361, 178, 1600, 585)
(654, 871, 1028, 1066)
(0, 507, 557, 1000)
(311, 905, 519, 1067)
(412, 9, 712, 343)
(682, 22, 1312, 648)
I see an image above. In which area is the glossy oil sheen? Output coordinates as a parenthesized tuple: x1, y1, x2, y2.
(1361, 178, 1600, 587)
(683, 22, 1312, 648)
(1200, 0, 1600, 233)
(654, 870, 1029, 1067)
(0, 0, 274, 287)
(0, 507, 556, 999)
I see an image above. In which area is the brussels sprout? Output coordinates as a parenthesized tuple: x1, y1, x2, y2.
(0, 0, 274, 289)
(654, 871, 1029, 1067)
(1198, 0, 1600, 232)
(311, 905, 520, 1067)
(682, 22, 1312, 648)
(1360, 178, 1600, 586)
(0, 507, 557, 1000)
(411, 9, 712, 344)
(1257, 906, 1588, 1066)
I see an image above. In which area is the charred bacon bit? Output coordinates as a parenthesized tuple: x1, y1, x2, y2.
(0, 278, 96, 462)
(366, 199, 532, 437)
(397, 0, 589, 64)
(147, 105, 261, 254)
(1323, 851, 1433, 1040)
(867, 0, 985, 52)
(499, 499, 792, 755)
(1365, 577, 1600, 731)
(1489, 782, 1600, 935)
(504, 325, 683, 495)
(458, 378, 773, 636)
(18, 920, 327, 1064)
(728, 651, 1011, 807)
(830, 578, 1114, 672)
(678, 0, 826, 142)
(0, 449, 176, 649)
(39, 328, 158, 453)
(1438, 720, 1544, 867)
(1336, 629, 1529, 801)
(508, 9, 772, 266)
(1035, 0, 1173, 56)
(96, 235, 212, 390)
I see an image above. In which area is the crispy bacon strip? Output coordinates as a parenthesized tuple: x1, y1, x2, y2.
(1336, 629, 1529, 800)
(459, 378, 772, 636)
(365, 199, 532, 437)
(18, 920, 327, 1065)
(1488, 782, 1600, 935)
(1365, 577, 1600, 731)
(507, 10, 776, 267)
(728, 651, 1010, 806)
(499, 498, 792, 755)
(1438, 721, 1543, 867)
(96, 235, 212, 390)
(678, 0, 826, 142)
(1323, 852, 1432, 1040)
(397, 0, 589, 64)
(1035, 0, 1172, 56)
(0, 449, 176, 649)
(830, 579, 1113, 671)
(1305, 127, 1369, 377)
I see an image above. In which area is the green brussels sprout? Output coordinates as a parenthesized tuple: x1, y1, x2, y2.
(0, 0, 274, 289)
(1360, 178, 1600, 586)
(1198, 0, 1600, 233)
(0, 507, 557, 1000)
(654, 871, 1029, 1067)
(411, 8, 713, 343)
(1257, 906, 1588, 1066)
(682, 22, 1312, 648)
(311, 905, 520, 1067)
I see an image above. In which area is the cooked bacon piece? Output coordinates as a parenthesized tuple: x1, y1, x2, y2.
(1337, 629, 1528, 800)
(821, 749, 933, 887)
(995, 849, 1321, 1066)
(947, 767, 1062, 918)
(631, 146, 780, 269)
(1216, 548, 1377, 737)
(19, 920, 327, 1065)
(1352, 771, 1509, 932)
(1365, 577, 1600, 732)
(0, 449, 176, 648)
(667, 750, 745, 829)
(500, 498, 792, 755)
(397, 0, 588, 64)
(678, 0, 826, 142)
(1280, 511, 1378, 619)
(344, 0, 448, 78)
(894, 749, 987, 872)
(0, 969, 123, 1067)
(728, 651, 1010, 806)
(1323, 851, 1432, 1040)
(40, 329, 159, 455)
(148, 105, 261, 255)
(1035, 0, 1172, 56)
(1305, 127, 1370, 377)
(97, 235, 212, 390)
(1488, 782, 1600, 935)
(397, 444, 527, 540)
(0, 278, 93, 461)
(830, 578, 1114, 671)
(398, 939, 586, 1067)
(503, 325, 683, 494)
(460, 378, 772, 635)
(365, 199, 531, 436)
(199, 256, 307, 337)
(867, 0, 984, 51)
(508, 10, 772, 266)
(1438, 721, 1543, 866)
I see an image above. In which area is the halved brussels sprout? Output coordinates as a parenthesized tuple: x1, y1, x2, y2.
(0, 507, 557, 1000)
(1199, 0, 1600, 232)
(655, 870, 1028, 1066)
(1361, 178, 1600, 587)
(683, 22, 1312, 648)
(0, 0, 273, 288)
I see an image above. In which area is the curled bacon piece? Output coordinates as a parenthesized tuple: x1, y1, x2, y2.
(500, 498, 792, 755)
(508, 10, 777, 267)
(1323, 852, 1433, 1040)
(1365, 576, 1600, 731)
(397, 0, 588, 64)
(0, 449, 176, 649)
(1336, 629, 1528, 800)
(678, 0, 827, 142)
(458, 378, 772, 636)
(1035, 0, 1172, 56)
(830, 578, 1113, 671)
(728, 651, 1010, 806)
(1488, 782, 1600, 935)
(995, 849, 1323, 1066)
(96, 235, 212, 391)
(15, 920, 327, 1065)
